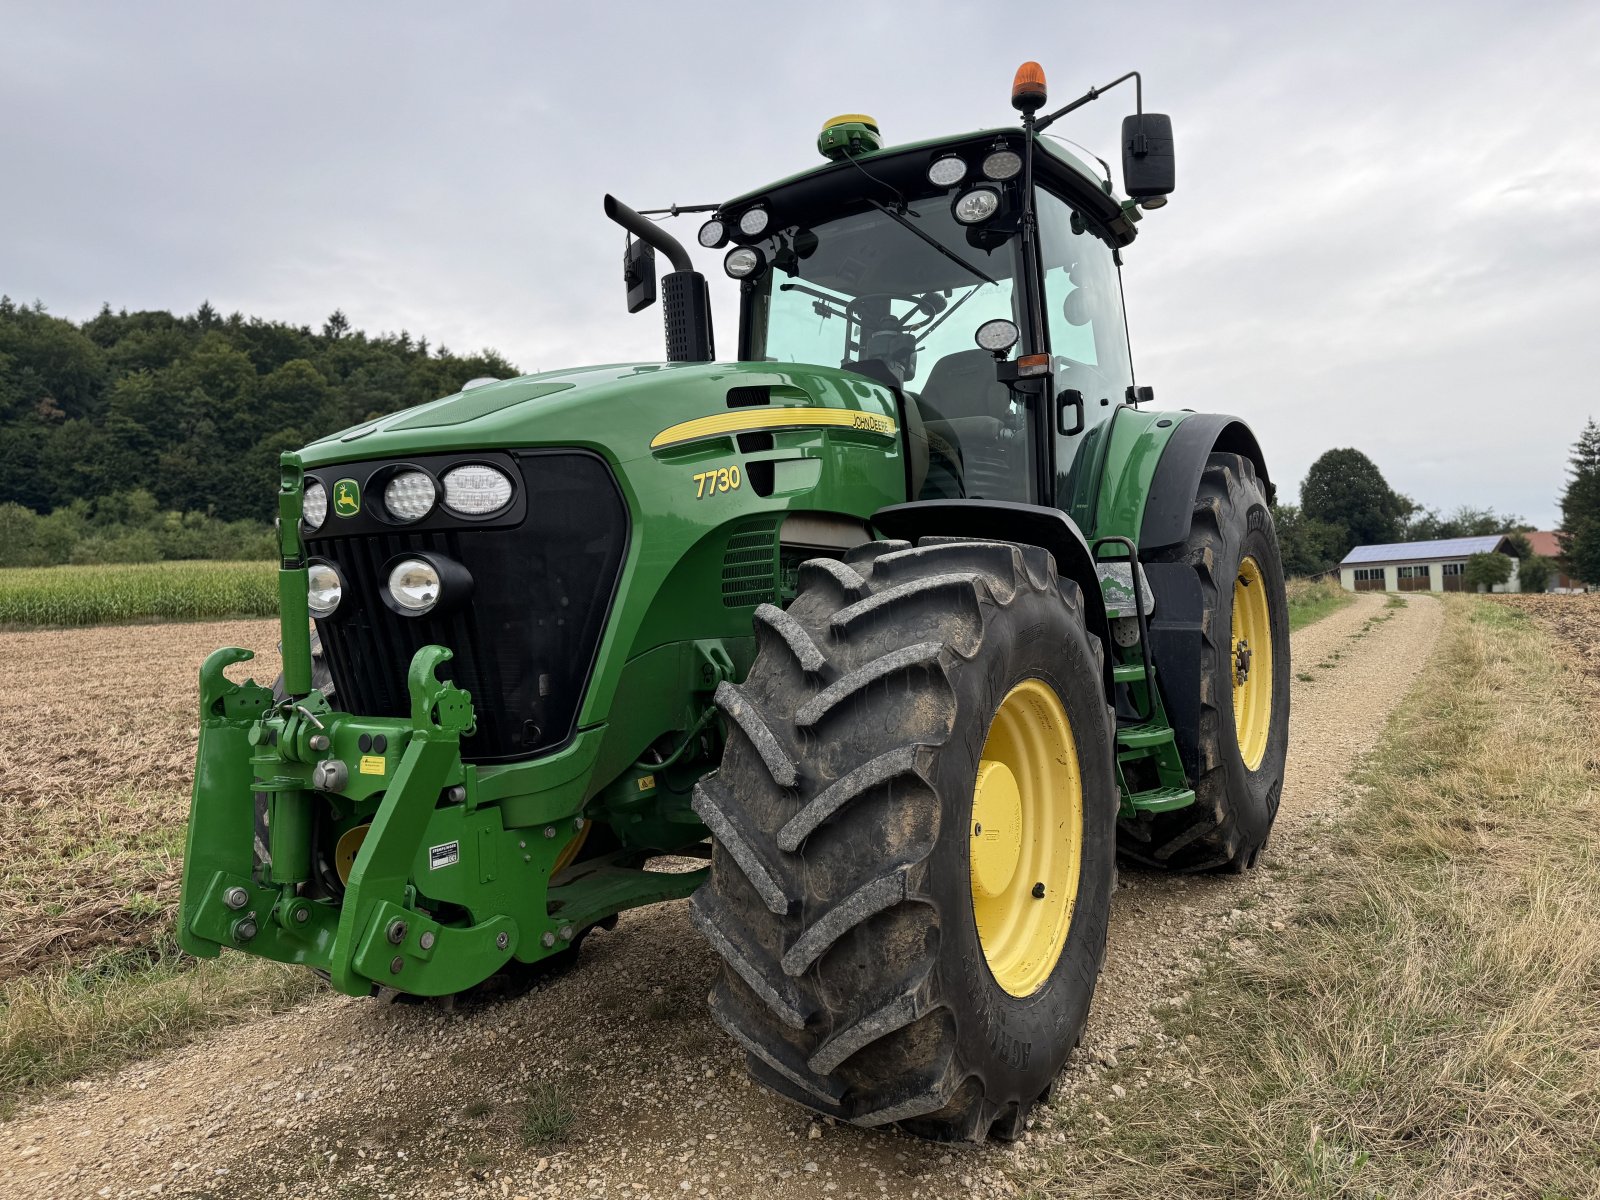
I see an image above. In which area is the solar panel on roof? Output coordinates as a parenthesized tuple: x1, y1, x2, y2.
(1340, 536, 1507, 565)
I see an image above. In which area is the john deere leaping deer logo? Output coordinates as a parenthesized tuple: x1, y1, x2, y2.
(333, 479, 360, 517)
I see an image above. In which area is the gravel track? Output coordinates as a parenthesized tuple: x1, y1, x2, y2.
(1, 591, 1444, 1199)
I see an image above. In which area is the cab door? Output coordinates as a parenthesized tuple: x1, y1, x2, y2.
(1035, 187, 1135, 528)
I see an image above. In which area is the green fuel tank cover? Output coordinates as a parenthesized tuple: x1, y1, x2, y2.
(818, 113, 882, 160)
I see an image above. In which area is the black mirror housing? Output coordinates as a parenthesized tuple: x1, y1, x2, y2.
(1121, 112, 1175, 199)
(624, 238, 657, 314)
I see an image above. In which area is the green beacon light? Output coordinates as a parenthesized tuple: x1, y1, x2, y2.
(817, 113, 881, 161)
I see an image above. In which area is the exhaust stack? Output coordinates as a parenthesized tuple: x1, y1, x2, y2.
(604, 195, 715, 364)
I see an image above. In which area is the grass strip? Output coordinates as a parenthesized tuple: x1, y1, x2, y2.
(1019, 596, 1600, 1197)
(0, 560, 277, 627)
(0, 937, 320, 1117)
(1285, 576, 1354, 632)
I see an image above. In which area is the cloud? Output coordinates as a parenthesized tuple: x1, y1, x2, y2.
(4, 0, 1595, 525)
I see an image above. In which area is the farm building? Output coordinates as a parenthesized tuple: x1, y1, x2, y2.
(1524, 530, 1589, 592)
(1338, 535, 1523, 593)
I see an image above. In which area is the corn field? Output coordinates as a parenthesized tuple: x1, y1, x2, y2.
(0, 561, 277, 627)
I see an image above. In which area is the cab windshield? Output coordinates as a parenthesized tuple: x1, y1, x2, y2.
(743, 193, 1033, 503)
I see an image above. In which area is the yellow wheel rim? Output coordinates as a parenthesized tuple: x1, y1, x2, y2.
(970, 679, 1082, 998)
(334, 823, 369, 886)
(1232, 555, 1274, 771)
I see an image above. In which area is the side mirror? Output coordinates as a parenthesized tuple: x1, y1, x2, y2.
(624, 238, 657, 314)
(1121, 113, 1175, 202)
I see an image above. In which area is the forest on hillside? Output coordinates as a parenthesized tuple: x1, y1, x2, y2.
(0, 298, 515, 563)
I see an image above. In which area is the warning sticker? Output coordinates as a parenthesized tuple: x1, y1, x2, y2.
(636, 774, 656, 793)
(428, 841, 460, 870)
(359, 755, 386, 776)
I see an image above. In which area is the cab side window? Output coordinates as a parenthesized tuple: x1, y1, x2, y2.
(1036, 187, 1135, 517)
(1037, 188, 1133, 415)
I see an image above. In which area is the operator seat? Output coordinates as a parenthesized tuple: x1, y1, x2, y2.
(914, 349, 1018, 499)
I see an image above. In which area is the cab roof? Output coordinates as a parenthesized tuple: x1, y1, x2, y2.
(719, 125, 1140, 247)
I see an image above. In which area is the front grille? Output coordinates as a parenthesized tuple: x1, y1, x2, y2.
(305, 451, 628, 762)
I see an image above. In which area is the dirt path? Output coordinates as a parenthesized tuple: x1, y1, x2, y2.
(1, 592, 1443, 1200)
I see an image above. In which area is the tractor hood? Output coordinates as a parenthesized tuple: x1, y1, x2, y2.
(295, 360, 902, 472)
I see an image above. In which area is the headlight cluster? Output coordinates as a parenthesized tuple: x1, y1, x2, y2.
(304, 464, 515, 527)
(300, 462, 508, 618)
(306, 554, 470, 620)
(926, 145, 1018, 227)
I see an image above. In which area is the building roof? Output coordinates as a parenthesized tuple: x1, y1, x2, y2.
(1340, 535, 1515, 565)
(1526, 530, 1564, 557)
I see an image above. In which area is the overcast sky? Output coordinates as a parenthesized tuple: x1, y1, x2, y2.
(4, 1, 1596, 526)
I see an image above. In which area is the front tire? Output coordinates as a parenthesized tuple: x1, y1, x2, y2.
(693, 538, 1117, 1141)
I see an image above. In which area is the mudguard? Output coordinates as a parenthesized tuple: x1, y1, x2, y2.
(870, 499, 1111, 660)
(1136, 413, 1272, 779)
(1137, 414, 1271, 556)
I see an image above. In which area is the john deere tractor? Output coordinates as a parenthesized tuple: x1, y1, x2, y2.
(179, 62, 1289, 1141)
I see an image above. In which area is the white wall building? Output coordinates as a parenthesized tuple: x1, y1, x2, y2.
(1337, 535, 1522, 594)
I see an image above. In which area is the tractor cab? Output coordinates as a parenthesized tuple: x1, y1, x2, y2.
(610, 65, 1171, 530)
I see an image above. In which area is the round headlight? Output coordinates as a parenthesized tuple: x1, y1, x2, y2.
(387, 558, 441, 616)
(698, 218, 728, 248)
(927, 156, 967, 187)
(383, 470, 436, 523)
(738, 207, 770, 237)
(724, 246, 766, 279)
(982, 149, 1023, 180)
(974, 318, 1021, 354)
(953, 186, 1001, 225)
(302, 481, 328, 531)
(442, 464, 514, 516)
(307, 560, 343, 618)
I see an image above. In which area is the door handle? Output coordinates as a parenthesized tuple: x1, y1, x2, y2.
(1056, 389, 1085, 436)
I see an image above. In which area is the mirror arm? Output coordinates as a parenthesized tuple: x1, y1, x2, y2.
(1034, 70, 1142, 133)
(603, 194, 693, 273)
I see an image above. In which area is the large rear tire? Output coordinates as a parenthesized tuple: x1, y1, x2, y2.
(693, 538, 1117, 1141)
(1120, 452, 1290, 872)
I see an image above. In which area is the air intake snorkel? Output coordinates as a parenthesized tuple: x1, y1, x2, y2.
(604, 194, 715, 363)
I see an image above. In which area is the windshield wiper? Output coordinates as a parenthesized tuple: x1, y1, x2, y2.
(867, 199, 997, 288)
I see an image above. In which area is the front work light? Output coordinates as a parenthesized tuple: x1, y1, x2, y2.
(384, 470, 436, 523)
(927, 156, 967, 187)
(306, 560, 343, 618)
(302, 480, 328, 530)
(698, 218, 727, 248)
(975, 319, 1020, 354)
(982, 149, 1023, 180)
(442, 464, 513, 516)
(953, 186, 1001, 224)
(386, 558, 441, 616)
(738, 207, 770, 237)
(725, 246, 766, 278)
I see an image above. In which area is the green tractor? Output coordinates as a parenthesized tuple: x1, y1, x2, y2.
(179, 62, 1289, 1142)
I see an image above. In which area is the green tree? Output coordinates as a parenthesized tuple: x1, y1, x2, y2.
(1517, 555, 1553, 594)
(1558, 418, 1600, 586)
(1464, 552, 1513, 592)
(1300, 448, 1412, 558)
(1271, 503, 1344, 576)
(1405, 504, 1531, 540)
